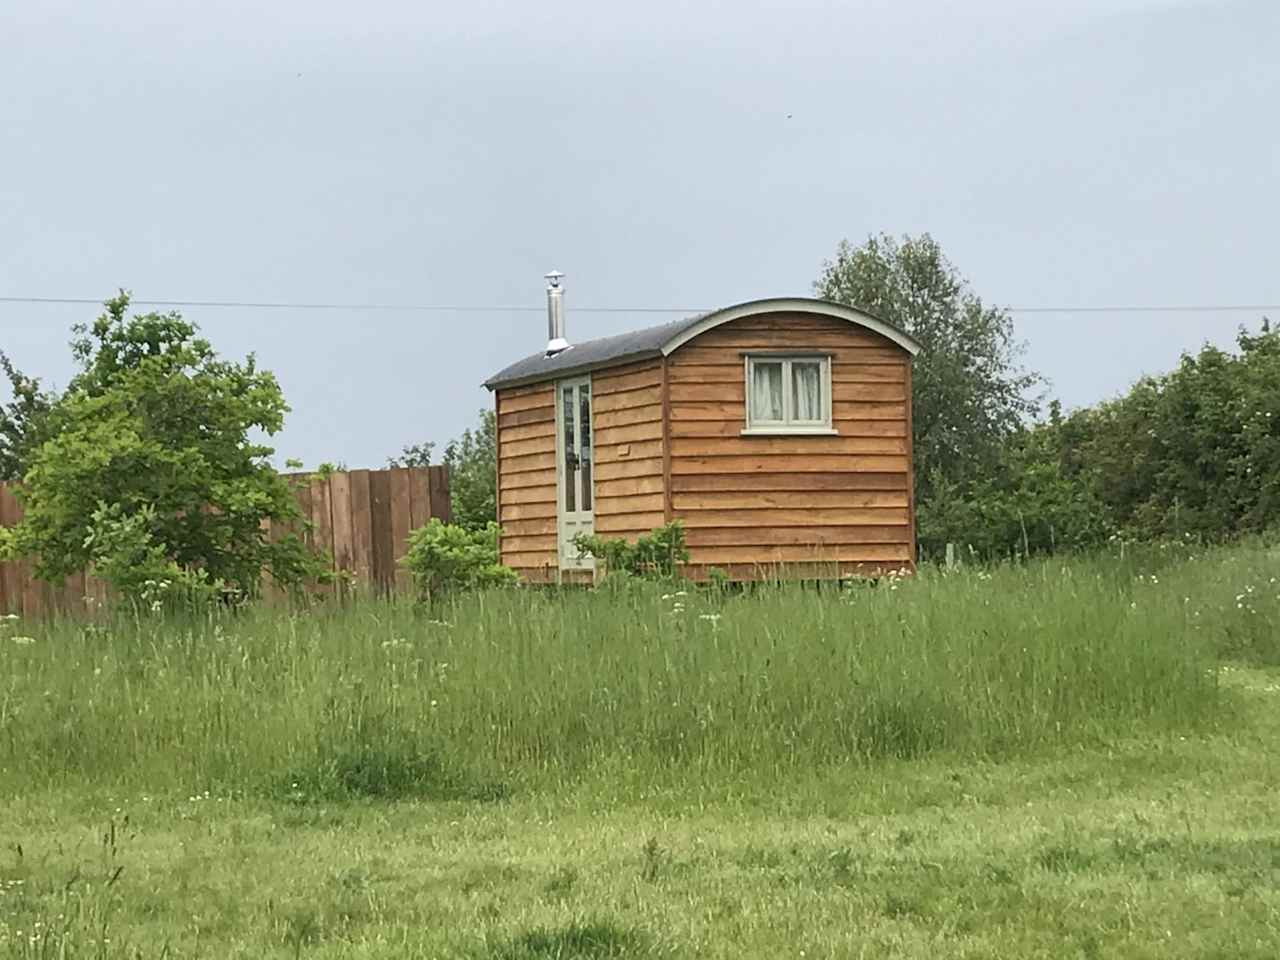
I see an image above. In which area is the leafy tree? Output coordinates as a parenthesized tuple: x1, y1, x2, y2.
(6, 293, 320, 601)
(916, 418, 1112, 559)
(0, 350, 57, 482)
(815, 233, 1041, 502)
(442, 409, 496, 531)
(921, 319, 1280, 557)
(387, 442, 434, 468)
(1081, 320, 1280, 540)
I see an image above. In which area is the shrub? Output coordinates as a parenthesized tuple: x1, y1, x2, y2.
(5, 293, 321, 600)
(400, 519, 517, 599)
(82, 502, 226, 609)
(572, 521, 689, 580)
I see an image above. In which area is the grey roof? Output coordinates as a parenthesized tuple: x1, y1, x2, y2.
(484, 313, 709, 390)
(483, 298, 920, 390)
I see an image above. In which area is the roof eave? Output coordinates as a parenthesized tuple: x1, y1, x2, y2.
(484, 347, 665, 392)
(658, 297, 922, 358)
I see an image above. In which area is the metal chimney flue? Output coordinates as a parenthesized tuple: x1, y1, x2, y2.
(545, 270, 569, 356)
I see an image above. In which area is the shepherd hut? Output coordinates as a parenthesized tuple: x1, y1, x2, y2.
(484, 273, 922, 582)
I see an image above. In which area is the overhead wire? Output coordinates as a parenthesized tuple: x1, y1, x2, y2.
(0, 296, 1276, 315)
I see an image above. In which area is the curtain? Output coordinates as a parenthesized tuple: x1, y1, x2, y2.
(751, 362, 784, 421)
(792, 361, 822, 421)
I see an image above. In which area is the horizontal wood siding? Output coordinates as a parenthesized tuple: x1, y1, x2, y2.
(496, 381, 558, 580)
(591, 360, 665, 540)
(667, 311, 915, 579)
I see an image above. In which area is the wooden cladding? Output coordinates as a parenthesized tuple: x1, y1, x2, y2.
(0, 466, 449, 618)
(496, 382, 558, 577)
(493, 359, 668, 581)
(586, 361, 666, 544)
(665, 311, 915, 577)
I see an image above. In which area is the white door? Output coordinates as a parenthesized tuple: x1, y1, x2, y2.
(556, 376, 595, 572)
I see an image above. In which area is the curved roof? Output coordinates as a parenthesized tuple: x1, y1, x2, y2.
(483, 297, 921, 390)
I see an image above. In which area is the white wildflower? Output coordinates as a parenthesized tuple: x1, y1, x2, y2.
(10, 636, 34, 646)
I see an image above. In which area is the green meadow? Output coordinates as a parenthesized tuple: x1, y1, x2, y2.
(2, 542, 1279, 957)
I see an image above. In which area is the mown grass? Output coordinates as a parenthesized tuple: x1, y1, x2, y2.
(1, 540, 1278, 956)
(3, 540, 1268, 802)
(2, 668, 1279, 958)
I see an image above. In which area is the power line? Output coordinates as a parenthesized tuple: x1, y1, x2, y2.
(0, 296, 690, 314)
(1006, 304, 1277, 314)
(0, 295, 1276, 315)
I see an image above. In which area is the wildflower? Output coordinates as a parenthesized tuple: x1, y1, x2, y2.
(698, 613, 722, 623)
(10, 636, 34, 646)
(2, 614, 18, 621)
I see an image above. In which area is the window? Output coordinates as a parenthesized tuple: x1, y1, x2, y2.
(744, 354, 834, 434)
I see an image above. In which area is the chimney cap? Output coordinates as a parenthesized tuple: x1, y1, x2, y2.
(545, 270, 564, 287)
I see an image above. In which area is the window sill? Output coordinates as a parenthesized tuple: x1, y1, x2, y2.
(740, 427, 839, 437)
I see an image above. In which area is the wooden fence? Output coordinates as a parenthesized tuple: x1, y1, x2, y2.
(0, 465, 450, 617)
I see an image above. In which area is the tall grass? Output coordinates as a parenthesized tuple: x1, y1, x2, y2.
(2, 540, 1266, 799)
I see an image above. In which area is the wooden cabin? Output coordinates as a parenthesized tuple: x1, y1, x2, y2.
(484, 279, 922, 582)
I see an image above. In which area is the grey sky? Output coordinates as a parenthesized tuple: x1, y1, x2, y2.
(3, 0, 1277, 468)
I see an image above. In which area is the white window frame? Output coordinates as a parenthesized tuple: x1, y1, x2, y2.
(742, 352, 836, 435)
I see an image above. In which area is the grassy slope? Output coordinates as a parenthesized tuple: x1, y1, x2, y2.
(2, 667, 1278, 958)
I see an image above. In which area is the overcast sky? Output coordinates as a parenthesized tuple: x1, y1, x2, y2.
(2, 0, 1277, 468)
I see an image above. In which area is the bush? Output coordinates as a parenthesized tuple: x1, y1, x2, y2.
(5, 293, 321, 601)
(572, 521, 689, 580)
(400, 519, 517, 599)
(82, 502, 226, 609)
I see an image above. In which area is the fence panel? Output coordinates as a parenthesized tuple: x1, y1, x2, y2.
(0, 465, 448, 617)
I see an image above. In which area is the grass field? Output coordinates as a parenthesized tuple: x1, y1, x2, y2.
(2, 542, 1279, 957)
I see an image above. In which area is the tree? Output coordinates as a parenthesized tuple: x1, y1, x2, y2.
(387, 442, 434, 468)
(1076, 320, 1280, 540)
(0, 351, 57, 482)
(815, 234, 1041, 503)
(442, 409, 496, 531)
(6, 293, 320, 601)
